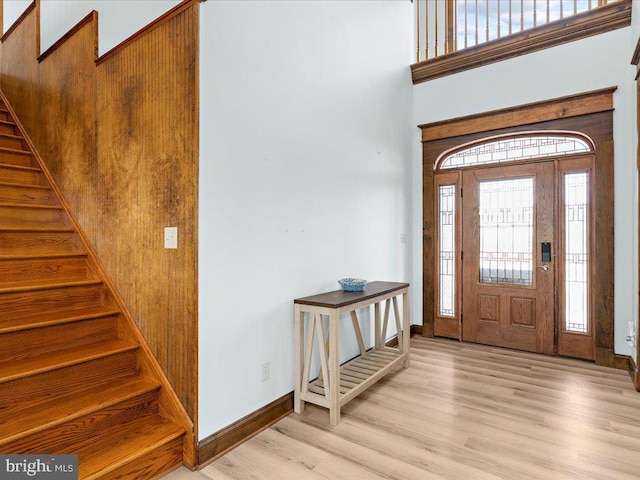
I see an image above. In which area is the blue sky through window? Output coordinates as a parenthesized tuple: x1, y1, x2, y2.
(456, 0, 603, 49)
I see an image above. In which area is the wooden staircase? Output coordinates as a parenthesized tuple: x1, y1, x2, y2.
(0, 92, 193, 478)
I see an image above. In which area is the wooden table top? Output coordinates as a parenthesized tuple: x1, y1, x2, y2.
(294, 281, 409, 308)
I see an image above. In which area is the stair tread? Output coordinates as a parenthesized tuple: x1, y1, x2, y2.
(0, 306, 120, 334)
(0, 202, 62, 210)
(0, 146, 30, 155)
(0, 226, 74, 232)
(0, 120, 15, 126)
(78, 415, 184, 480)
(0, 181, 49, 190)
(0, 275, 97, 291)
(0, 339, 138, 384)
(0, 278, 101, 294)
(0, 162, 39, 171)
(0, 252, 88, 261)
(0, 376, 160, 446)
(0, 133, 22, 140)
(0, 219, 66, 230)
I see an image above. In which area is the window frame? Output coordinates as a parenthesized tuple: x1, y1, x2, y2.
(435, 131, 595, 170)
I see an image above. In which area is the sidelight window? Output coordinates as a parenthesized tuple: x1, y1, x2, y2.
(563, 172, 589, 333)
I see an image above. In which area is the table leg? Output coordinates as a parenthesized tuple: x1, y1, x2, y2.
(374, 302, 381, 349)
(294, 305, 304, 413)
(329, 308, 340, 425)
(402, 288, 411, 368)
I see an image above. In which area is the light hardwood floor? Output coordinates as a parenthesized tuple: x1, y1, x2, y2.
(165, 337, 640, 480)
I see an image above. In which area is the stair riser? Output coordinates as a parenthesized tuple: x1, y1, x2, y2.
(0, 231, 81, 255)
(0, 350, 138, 410)
(0, 137, 25, 150)
(0, 283, 106, 318)
(0, 112, 11, 122)
(0, 207, 68, 229)
(0, 184, 55, 205)
(0, 166, 42, 185)
(0, 316, 119, 363)
(0, 123, 17, 136)
(1, 389, 159, 454)
(0, 256, 92, 285)
(85, 437, 183, 480)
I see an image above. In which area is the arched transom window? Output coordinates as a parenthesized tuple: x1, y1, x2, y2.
(436, 132, 594, 170)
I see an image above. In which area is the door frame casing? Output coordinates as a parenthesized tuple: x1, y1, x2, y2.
(419, 87, 616, 367)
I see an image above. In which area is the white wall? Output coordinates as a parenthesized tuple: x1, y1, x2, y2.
(633, 0, 640, 44)
(3, 0, 31, 32)
(38, 0, 179, 55)
(199, 0, 414, 439)
(632, 0, 640, 359)
(412, 27, 638, 360)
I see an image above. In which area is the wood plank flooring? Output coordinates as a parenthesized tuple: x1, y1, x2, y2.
(167, 337, 640, 480)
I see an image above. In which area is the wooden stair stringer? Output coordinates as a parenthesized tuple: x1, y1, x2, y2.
(0, 91, 196, 468)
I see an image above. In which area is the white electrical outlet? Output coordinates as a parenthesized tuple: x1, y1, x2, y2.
(261, 361, 270, 382)
(400, 233, 408, 244)
(164, 227, 178, 249)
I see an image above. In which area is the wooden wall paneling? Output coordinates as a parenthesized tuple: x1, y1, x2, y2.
(420, 95, 615, 367)
(37, 12, 97, 210)
(95, 5, 199, 425)
(0, 2, 39, 142)
(0, 0, 199, 436)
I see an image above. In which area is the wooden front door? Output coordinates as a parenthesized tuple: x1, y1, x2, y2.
(461, 162, 555, 354)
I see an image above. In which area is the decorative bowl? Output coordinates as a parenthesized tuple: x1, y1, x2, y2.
(339, 278, 367, 292)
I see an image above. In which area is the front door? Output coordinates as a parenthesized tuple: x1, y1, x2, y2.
(461, 162, 555, 354)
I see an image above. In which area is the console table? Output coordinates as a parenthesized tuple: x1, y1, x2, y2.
(293, 281, 410, 425)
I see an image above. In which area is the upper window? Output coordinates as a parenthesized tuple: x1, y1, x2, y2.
(416, 0, 622, 61)
(455, 0, 620, 52)
(412, 0, 631, 84)
(437, 132, 594, 170)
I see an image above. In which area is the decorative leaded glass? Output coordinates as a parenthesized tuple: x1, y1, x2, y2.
(479, 177, 533, 286)
(564, 172, 589, 333)
(439, 185, 456, 317)
(439, 134, 592, 170)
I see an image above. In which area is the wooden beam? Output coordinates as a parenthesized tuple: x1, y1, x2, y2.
(418, 87, 616, 142)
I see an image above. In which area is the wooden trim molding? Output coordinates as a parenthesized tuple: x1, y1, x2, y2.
(0, 0, 36, 43)
(198, 393, 293, 467)
(96, 0, 197, 65)
(615, 354, 640, 391)
(38, 11, 98, 62)
(411, 0, 632, 85)
(418, 87, 616, 142)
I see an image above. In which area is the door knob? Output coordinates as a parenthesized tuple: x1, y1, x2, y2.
(537, 265, 550, 272)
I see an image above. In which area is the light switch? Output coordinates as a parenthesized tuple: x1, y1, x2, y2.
(164, 227, 178, 249)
